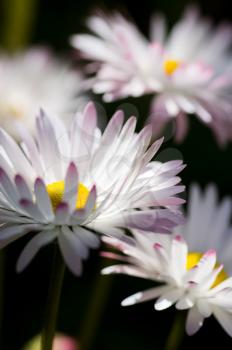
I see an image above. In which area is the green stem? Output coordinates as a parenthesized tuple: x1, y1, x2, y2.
(164, 312, 186, 350)
(41, 245, 65, 350)
(1, 0, 38, 51)
(79, 262, 113, 350)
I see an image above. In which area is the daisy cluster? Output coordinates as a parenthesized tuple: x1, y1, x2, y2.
(0, 4, 232, 346)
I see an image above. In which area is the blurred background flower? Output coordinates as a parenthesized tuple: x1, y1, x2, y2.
(71, 7, 232, 145)
(0, 47, 86, 139)
(23, 334, 78, 350)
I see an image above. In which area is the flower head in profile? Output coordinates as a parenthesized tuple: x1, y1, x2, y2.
(102, 185, 232, 336)
(0, 102, 185, 275)
(0, 47, 85, 139)
(71, 8, 232, 145)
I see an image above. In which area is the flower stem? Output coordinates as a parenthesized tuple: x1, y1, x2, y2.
(1, 0, 38, 51)
(42, 245, 65, 350)
(79, 261, 114, 350)
(164, 312, 186, 350)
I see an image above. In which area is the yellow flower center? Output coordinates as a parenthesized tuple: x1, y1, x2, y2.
(0, 102, 25, 119)
(187, 252, 228, 288)
(46, 180, 90, 210)
(163, 59, 181, 76)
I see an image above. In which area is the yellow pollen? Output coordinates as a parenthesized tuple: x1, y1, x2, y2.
(0, 103, 25, 119)
(187, 252, 228, 288)
(46, 180, 90, 211)
(163, 59, 181, 76)
(8, 105, 24, 119)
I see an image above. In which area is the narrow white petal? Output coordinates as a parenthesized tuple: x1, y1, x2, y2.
(213, 308, 232, 337)
(122, 209, 184, 233)
(55, 203, 70, 225)
(197, 300, 212, 318)
(171, 235, 187, 280)
(0, 167, 19, 207)
(0, 128, 34, 178)
(16, 229, 57, 272)
(155, 289, 184, 310)
(122, 285, 170, 306)
(186, 306, 204, 336)
(61, 226, 89, 260)
(64, 163, 79, 211)
(34, 178, 54, 221)
(20, 199, 46, 222)
(15, 174, 33, 201)
(83, 185, 97, 217)
(72, 226, 100, 249)
(188, 249, 217, 283)
(176, 297, 194, 310)
(101, 264, 147, 279)
(58, 227, 83, 275)
(0, 224, 43, 248)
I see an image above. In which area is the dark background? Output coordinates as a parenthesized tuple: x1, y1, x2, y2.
(0, 0, 232, 349)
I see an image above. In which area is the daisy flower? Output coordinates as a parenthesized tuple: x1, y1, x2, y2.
(0, 102, 185, 275)
(174, 183, 232, 273)
(102, 185, 232, 336)
(71, 8, 232, 145)
(0, 47, 85, 139)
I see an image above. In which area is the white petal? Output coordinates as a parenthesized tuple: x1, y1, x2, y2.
(213, 308, 232, 337)
(150, 13, 166, 43)
(0, 128, 34, 178)
(15, 174, 33, 201)
(197, 300, 212, 318)
(36, 110, 62, 181)
(70, 102, 97, 174)
(70, 208, 87, 225)
(16, 125, 44, 176)
(63, 162, 79, 212)
(0, 224, 43, 248)
(34, 178, 54, 221)
(186, 306, 204, 336)
(122, 209, 184, 233)
(155, 289, 184, 310)
(176, 297, 194, 310)
(20, 199, 46, 222)
(55, 203, 70, 225)
(101, 264, 147, 279)
(71, 34, 120, 63)
(122, 285, 171, 306)
(171, 235, 187, 280)
(0, 167, 19, 207)
(72, 226, 100, 249)
(189, 249, 217, 283)
(83, 185, 97, 217)
(16, 229, 57, 272)
(58, 226, 83, 275)
(62, 226, 89, 259)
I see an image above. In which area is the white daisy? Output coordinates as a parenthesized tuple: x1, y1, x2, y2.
(174, 183, 232, 274)
(71, 8, 232, 145)
(0, 47, 85, 139)
(0, 102, 185, 275)
(102, 186, 232, 336)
